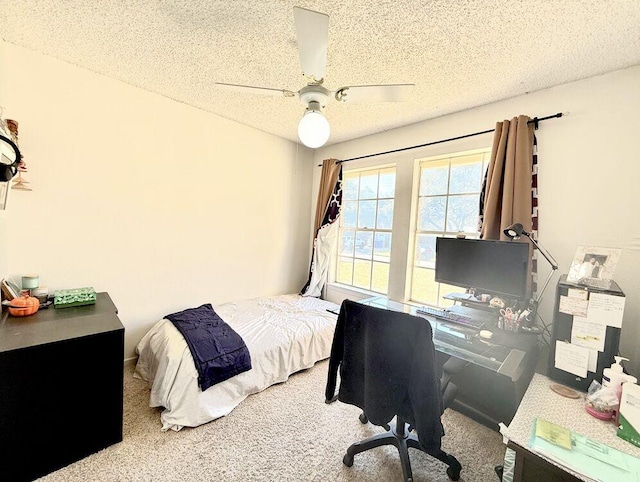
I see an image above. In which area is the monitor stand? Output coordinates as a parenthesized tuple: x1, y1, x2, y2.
(444, 292, 480, 302)
(444, 292, 495, 310)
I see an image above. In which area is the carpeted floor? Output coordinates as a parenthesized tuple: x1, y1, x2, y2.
(39, 360, 506, 481)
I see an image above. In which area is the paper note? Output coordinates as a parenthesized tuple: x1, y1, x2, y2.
(587, 293, 625, 328)
(530, 419, 640, 481)
(571, 316, 606, 352)
(559, 295, 589, 317)
(529, 418, 640, 482)
(587, 348, 598, 372)
(555, 341, 589, 378)
(535, 418, 573, 450)
(572, 432, 630, 472)
(567, 288, 589, 300)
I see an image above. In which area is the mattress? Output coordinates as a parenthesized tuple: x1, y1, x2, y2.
(133, 294, 339, 431)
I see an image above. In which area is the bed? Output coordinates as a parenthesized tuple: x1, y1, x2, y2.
(133, 294, 339, 431)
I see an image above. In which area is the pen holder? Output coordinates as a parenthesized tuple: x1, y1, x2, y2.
(498, 314, 521, 333)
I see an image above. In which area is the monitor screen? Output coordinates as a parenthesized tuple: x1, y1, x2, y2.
(435, 237, 530, 300)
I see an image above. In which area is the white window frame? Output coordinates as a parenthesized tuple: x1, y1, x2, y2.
(335, 166, 396, 295)
(409, 149, 491, 307)
(324, 144, 492, 307)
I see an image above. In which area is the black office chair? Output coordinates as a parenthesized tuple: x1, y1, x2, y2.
(325, 300, 463, 482)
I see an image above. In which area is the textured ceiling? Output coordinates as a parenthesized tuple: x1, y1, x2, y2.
(2, 1, 640, 146)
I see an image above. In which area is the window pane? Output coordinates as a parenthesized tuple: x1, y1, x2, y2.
(342, 201, 357, 228)
(411, 267, 437, 305)
(420, 165, 449, 196)
(340, 230, 355, 257)
(358, 200, 377, 229)
(343, 176, 359, 200)
(337, 166, 395, 294)
(376, 200, 394, 229)
(354, 231, 373, 259)
(336, 257, 353, 285)
(446, 195, 479, 232)
(378, 170, 395, 198)
(418, 196, 446, 231)
(371, 262, 389, 294)
(373, 232, 392, 262)
(415, 234, 437, 268)
(412, 149, 490, 307)
(359, 173, 378, 199)
(450, 161, 482, 194)
(353, 259, 372, 289)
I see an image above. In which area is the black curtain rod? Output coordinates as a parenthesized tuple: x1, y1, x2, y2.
(320, 112, 563, 166)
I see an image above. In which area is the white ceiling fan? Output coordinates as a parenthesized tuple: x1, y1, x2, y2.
(215, 6, 415, 148)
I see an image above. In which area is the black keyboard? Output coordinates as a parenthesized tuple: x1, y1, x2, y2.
(416, 306, 486, 329)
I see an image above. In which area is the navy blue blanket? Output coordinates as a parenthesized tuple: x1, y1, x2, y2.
(166, 303, 252, 391)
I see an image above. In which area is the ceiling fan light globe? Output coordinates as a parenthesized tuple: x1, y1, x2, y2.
(298, 110, 330, 148)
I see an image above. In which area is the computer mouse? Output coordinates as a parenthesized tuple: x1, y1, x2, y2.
(479, 330, 493, 340)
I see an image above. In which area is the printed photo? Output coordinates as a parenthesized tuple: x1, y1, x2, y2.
(566, 245, 621, 287)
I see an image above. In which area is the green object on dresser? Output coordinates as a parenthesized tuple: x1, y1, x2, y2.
(54, 287, 97, 308)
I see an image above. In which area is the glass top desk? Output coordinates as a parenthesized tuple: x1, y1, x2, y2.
(353, 296, 536, 382)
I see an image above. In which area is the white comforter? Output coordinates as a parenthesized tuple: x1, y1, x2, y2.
(133, 294, 339, 431)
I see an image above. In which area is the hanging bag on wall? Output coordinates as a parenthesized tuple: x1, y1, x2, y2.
(0, 133, 22, 182)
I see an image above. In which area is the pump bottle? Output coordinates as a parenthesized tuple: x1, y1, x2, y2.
(603, 356, 637, 400)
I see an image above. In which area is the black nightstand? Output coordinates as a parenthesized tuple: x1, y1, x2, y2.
(0, 292, 124, 482)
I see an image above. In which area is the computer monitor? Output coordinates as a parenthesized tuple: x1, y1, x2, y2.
(435, 237, 530, 300)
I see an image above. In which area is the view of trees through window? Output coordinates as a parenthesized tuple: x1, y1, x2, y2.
(336, 167, 395, 294)
(411, 150, 491, 306)
(333, 150, 490, 303)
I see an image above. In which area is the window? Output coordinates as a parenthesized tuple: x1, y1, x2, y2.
(410, 150, 491, 306)
(336, 167, 395, 294)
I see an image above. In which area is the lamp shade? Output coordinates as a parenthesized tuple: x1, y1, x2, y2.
(298, 110, 330, 148)
(504, 223, 527, 239)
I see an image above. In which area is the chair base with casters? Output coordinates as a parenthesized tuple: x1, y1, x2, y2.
(346, 357, 465, 481)
(343, 415, 462, 482)
(326, 301, 465, 482)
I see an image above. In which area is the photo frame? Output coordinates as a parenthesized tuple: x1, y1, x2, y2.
(566, 245, 622, 287)
(1, 278, 20, 300)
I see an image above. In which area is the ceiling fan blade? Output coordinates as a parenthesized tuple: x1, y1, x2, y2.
(214, 82, 297, 98)
(335, 84, 415, 103)
(293, 7, 329, 81)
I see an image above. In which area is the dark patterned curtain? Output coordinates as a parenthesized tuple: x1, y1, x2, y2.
(300, 159, 343, 297)
(530, 134, 539, 296)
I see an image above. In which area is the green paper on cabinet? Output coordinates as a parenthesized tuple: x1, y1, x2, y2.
(54, 287, 97, 308)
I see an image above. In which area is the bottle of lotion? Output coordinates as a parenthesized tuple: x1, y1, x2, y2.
(603, 356, 637, 401)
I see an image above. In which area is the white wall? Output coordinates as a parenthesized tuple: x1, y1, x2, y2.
(1, 42, 314, 359)
(314, 66, 640, 376)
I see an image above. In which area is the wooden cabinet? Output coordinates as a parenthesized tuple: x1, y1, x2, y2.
(0, 292, 124, 482)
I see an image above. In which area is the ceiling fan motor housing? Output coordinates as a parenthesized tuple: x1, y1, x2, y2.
(299, 84, 330, 110)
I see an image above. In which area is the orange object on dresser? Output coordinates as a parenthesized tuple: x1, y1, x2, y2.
(8, 295, 40, 316)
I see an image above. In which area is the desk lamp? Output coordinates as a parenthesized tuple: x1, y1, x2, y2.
(503, 223, 559, 306)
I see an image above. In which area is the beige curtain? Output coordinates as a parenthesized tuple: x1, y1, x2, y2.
(301, 158, 343, 297)
(480, 115, 535, 240)
(313, 159, 342, 235)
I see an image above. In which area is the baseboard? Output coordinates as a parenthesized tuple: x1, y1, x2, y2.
(124, 356, 137, 368)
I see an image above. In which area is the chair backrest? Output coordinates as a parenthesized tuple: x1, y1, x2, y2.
(326, 299, 445, 452)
